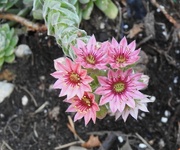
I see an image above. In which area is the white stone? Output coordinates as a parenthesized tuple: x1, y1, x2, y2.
(175, 49, 180, 54)
(0, 113, 5, 118)
(164, 110, 171, 117)
(141, 113, 146, 117)
(139, 143, 147, 148)
(169, 87, 172, 91)
(161, 117, 168, 123)
(0, 81, 14, 103)
(173, 76, 178, 84)
(15, 44, 32, 58)
(118, 136, 124, 143)
(150, 96, 156, 102)
(123, 24, 129, 29)
(21, 95, 28, 106)
(100, 22, 105, 29)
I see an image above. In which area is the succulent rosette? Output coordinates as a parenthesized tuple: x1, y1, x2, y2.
(0, 24, 18, 69)
(51, 35, 152, 125)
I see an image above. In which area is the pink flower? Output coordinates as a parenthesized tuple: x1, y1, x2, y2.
(95, 69, 148, 113)
(65, 92, 100, 125)
(72, 35, 109, 70)
(108, 37, 140, 69)
(51, 58, 93, 99)
(115, 98, 151, 121)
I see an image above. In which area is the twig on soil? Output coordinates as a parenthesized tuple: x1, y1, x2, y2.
(136, 34, 153, 47)
(33, 122, 38, 138)
(33, 101, 49, 114)
(2, 140, 13, 150)
(67, 116, 84, 142)
(135, 133, 155, 150)
(148, 45, 179, 70)
(54, 141, 84, 150)
(0, 13, 47, 31)
(150, 0, 180, 28)
(19, 86, 38, 107)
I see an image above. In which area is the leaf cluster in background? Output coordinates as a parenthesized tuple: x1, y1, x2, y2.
(0, 24, 18, 69)
(74, 0, 118, 20)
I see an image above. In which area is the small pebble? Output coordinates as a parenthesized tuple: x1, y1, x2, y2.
(141, 113, 146, 117)
(48, 84, 54, 91)
(123, 24, 129, 29)
(161, 117, 168, 123)
(153, 56, 157, 63)
(162, 31, 167, 37)
(157, 5, 165, 12)
(139, 143, 147, 148)
(118, 136, 124, 143)
(173, 76, 178, 84)
(100, 22, 105, 29)
(138, 33, 143, 38)
(175, 49, 180, 54)
(164, 110, 171, 117)
(40, 76, 45, 81)
(0, 81, 14, 103)
(0, 113, 5, 118)
(15, 44, 32, 58)
(161, 25, 166, 30)
(45, 36, 48, 40)
(150, 96, 156, 102)
(22, 95, 28, 106)
(169, 87, 172, 91)
(159, 139, 165, 148)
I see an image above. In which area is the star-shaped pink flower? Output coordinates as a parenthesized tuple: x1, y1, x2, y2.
(95, 69, 148, 113)
(51, 58, 93, 99)
(72, 35, 109, 70)
(65, 92, 100, 125)
(108, 37, 140, 69)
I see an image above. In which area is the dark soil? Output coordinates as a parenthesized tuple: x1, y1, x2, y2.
(0, 0, 180, 150)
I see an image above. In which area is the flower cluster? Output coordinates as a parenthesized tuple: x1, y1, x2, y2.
(51, 35, 151, 125)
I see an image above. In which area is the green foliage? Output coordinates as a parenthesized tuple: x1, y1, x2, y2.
(0, 24, 18, 68)
(43, 0, 90, 59)
(75, 0, 118, 20)
(96, 105, 108, 119)
(32, 0, 44, 20)
(40, 0, 118, 58)
(0, 0, 19, 11)
(95, 0, 118, 19)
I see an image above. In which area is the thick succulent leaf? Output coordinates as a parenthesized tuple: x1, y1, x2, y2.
(9, 35, 18, 48)
(0, 51, 5, 58)
(69, 0, 78, 5)
(0, 57, 5, 68)
(43, 0, 89, 58)
(32, 0, 44, 20)
(82, 0, 94, 20)
(95, 0, 118, 19)
(0, 32, 6, 52)
(4, 47, 15, 56)
(96, 105, 108, 119)
(79, 0, 90, 4)
(23, 0, 33, 6)
(4, 54, 15, 63)
(1, 0, 19, 11)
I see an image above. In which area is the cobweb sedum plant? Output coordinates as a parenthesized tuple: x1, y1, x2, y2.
(40, 0, 152, 125)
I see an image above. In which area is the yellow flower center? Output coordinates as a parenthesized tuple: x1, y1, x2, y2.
(69, 72, 80, 83)
(116, 55, 126, 63)
(113, 82, 125, 93)
(86, 54, 95, 64)
(82, 96, 91, 107)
